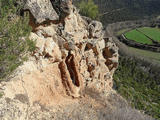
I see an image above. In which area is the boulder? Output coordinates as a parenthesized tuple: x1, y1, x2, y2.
(24, 0, 73, 23)
(24, 0, 59, 23)
(51, 0, 73, 19)
(88, 20, 104, 38)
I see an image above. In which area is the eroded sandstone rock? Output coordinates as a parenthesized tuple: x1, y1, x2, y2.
(0, 1, 119, 119)
(24, 6, 118, 99)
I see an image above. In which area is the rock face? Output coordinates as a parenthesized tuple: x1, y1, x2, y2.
(24, 0, 59, 23)
(24, 0, 73, 23)
(0, 0, 118, 119)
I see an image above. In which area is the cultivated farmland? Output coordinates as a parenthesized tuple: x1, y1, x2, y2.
(124, 29, 153, 44)
(138, 27, 160, 43)
(124, 27, 160, 45)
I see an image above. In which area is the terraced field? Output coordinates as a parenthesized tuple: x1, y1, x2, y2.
(124, 27, 160, 45)
(124, 29, 153, 44)
(138, 27, 160, 43)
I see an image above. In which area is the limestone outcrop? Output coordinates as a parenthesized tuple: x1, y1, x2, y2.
(24, 0, 73, 23)
(0, 0, 118, 119)
(24, 0, 59, 23)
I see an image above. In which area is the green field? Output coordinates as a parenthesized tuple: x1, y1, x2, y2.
(138, 27, 160, 43)
(124, 29, 153, 44)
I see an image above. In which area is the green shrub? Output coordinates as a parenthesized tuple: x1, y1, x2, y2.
(114, 57, 160, 119)
(0, 0, 35, 81)
(78, 0, 99, 20)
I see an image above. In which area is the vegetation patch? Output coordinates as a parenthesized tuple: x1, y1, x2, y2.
(77, 0, 99, 20)
(114, 57, 160, 119)
(138, 27, 160, 43)
(94, 0, 160, 25)
(124, 29, 153, 44)
(0, 0, 36, 81)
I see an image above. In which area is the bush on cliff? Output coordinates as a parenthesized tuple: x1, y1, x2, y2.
(78, 0, 99, 20)
(0, 0, 36, 81)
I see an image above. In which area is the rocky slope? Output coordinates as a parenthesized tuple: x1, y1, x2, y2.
(0, 0, 141, 119)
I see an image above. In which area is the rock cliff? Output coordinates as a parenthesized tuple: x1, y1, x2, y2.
(0, 0, 119, 119)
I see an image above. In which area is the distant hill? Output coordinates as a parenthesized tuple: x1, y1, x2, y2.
(74, 0, 160, 25)
(95, 0, 160, 25)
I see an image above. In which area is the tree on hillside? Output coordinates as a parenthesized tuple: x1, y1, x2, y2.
(78, 0, 99, 19)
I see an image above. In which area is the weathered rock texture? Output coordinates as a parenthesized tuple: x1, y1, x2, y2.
(24, 0, 59, 23)
(0, 0, 119, 119)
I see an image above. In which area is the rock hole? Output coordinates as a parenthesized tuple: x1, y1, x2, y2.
(65, 53, 80, 87)
(44, 53, 52, 58)
(102, 47, 112, 59)
(85, 43, 92, 51)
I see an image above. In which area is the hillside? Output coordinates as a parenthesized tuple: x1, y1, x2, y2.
(105, 9, 160, 120)
(74, 0, 160, 25)
(0, 0, 156, 120)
